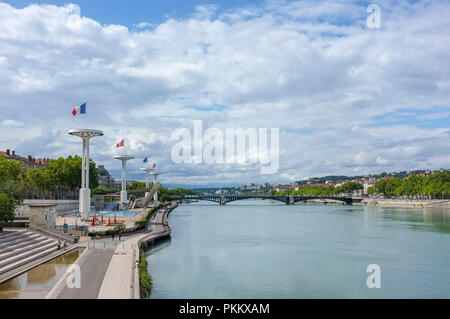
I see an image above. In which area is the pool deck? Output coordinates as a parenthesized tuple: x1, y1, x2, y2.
(55, 208, 147, 232)
(46, 203, 178, 299)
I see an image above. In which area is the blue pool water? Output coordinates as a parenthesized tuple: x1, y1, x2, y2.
(89, 211, 141, 217)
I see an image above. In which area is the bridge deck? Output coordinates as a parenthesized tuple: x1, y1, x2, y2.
(172, 195, 355, 205)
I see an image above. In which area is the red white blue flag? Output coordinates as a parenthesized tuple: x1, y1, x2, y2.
(116, 139, 125, 148)
(72, 103, 86, 116)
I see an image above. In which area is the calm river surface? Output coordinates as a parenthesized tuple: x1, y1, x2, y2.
(146, 200, 450, 298)
(0, 248, 81, 299)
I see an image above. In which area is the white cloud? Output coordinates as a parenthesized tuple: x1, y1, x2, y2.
(2, 119, 24, 127)
(0, 1, 449, 185)
(133, 22, 154, 29)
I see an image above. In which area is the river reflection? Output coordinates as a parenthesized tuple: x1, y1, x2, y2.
(364, 206, 450, 233)
(0, 248, 81, 299)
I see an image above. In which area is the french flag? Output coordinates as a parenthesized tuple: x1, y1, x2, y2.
(72, 103, 86, 116)
(116, 139, 125, 148)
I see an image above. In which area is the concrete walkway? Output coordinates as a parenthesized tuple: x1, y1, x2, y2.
(46, 247, 114, 299)
(97, 207, 173, 299)
(97, 239, 139, 299)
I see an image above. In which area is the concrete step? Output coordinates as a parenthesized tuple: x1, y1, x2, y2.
(0, 234, 43, 251)
(0, 241, 57, 268)
(0, 235, 48, 254)
(0, 230, 28, 241)
(0, 238, 55, 260)
(0, 231, 36, 245)
(0, 246, 59, 276)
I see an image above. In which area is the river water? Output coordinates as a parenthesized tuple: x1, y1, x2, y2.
(0, 248, 82, 299)
(146, 200, 450, 299)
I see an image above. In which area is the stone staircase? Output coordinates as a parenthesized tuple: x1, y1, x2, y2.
(0, 229, 59, 276)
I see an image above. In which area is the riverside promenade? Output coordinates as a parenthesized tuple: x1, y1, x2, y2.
(46, 202, 178, 299)
(362, 198, 450, 208)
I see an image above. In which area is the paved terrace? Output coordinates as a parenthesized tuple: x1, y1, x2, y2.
(46, 203, 176, 299)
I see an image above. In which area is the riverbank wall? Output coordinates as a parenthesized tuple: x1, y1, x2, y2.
(135, 201, 179, 299)
(138, 204, 175, 248)
(362, 198, 450, 208)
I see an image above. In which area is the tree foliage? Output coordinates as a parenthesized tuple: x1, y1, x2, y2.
(0, 156, 24, 222)
(24, 155, 99, 198)
(368, 172, 450, 197)
(167, 188, 198, 197)
(129, 181, 147, 191)
(273, 182, 363, 196)
(92, 187, 115, 195)
(1, 154, 100, 207)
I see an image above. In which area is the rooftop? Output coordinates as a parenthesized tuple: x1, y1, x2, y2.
(0, 149, 50, 167)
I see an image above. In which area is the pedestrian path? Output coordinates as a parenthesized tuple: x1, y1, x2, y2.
(46, 247, 114, 299)
(97, 208, 172, 299)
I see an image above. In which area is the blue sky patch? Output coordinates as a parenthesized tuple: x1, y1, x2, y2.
(371, 107, 450, 129)
(4, 0, 264, 26)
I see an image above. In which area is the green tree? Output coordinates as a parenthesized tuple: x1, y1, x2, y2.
(167, 188, 198, 197)
(158, 185, 169, 197)
(159, 193, 171, 202)
(335, 182, 363, 195)
(0, 156, 24, 223)
(92, 187, 114, 195)
(23, 155, 99, 198)
(129, 181, 147, 191)
(369, 172, 450, 198)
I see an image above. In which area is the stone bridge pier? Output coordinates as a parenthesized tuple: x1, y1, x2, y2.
(289, 196, 295, 205)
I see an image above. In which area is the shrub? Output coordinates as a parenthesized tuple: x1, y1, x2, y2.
(139, 252, 152, 299)
(134, 204, 167, 229)
(113, 224, 126, 233)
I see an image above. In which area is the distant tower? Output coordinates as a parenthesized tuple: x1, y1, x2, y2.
(68, 129, 104, 220)
(140, 167, 154, 198)
(150, 171, 161, 202)
(114, 155, 134, 205)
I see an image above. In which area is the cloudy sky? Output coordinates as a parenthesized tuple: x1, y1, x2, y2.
(0, 0, 449, 187)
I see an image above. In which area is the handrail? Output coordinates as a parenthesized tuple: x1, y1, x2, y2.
(29, 225, 77, 243)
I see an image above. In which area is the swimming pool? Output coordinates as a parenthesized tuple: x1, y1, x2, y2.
(90, 211, 141, 217)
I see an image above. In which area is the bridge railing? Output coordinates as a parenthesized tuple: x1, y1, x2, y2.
(171, 194, 354, 205)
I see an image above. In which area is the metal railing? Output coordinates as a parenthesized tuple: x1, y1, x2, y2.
(29, 225, 77, 244)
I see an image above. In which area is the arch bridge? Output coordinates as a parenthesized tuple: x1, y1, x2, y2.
(171, 194, 358, 205)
